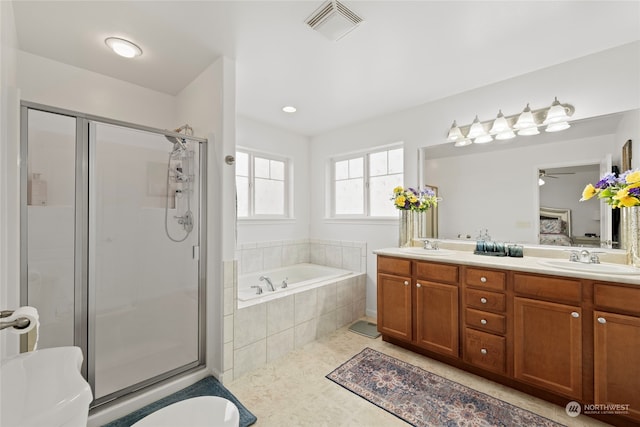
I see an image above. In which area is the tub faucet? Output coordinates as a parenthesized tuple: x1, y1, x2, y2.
(281, 277, 288, 289)
(259, 276, 275, 292)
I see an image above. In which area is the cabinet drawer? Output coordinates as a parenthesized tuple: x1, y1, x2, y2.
(465, 268, 506, 291)
(464, 328, 506, 375)
(465, 308, 506, 334)
(594, 284, 640, 316)
(513, 273, 581, 303)
(415, 261, 459, 284)
(465, 289, 506, 313)
(377, 256, 411, 276)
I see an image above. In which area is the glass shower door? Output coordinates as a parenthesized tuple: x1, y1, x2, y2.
(23, 109, 77, 351)
(90, 122, 201, 401)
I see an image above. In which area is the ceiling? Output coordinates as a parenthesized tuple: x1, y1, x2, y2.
(11, 1, 640, 136)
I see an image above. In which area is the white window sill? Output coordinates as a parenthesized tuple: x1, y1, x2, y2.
(323, 217, 397, 225)
(238, 218, 296, 225)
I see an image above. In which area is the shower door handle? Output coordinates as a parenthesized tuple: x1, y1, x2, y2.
(192, 246, 200, 260)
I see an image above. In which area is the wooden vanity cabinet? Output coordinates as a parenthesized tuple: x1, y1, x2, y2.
(593, 283, 640, 421)
(376, 256, 459, 357)
(462, 267, 508, 375)
(377, 256, 412, 341)
(415, 261, 459, 357)
(513, 273, 583, 400)
(376, 255, 640, 424)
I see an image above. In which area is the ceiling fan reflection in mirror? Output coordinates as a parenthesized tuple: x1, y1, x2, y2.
(538, 169, 575, 186)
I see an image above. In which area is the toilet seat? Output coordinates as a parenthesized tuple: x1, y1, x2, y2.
(131, 396, 240, 427)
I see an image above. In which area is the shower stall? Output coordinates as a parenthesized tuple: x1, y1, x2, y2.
(20, 102, 207, 408)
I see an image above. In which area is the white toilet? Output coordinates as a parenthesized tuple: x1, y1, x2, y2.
(131, 396, 240, 427)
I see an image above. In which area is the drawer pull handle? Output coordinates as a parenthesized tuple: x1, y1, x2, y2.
(597, 317, 607, 324)
(480, 348, 488, 355)
(480, 319, 488, 325)
(416, 283, 422, 288)
(480, 277, 487, 283)
(403, 281, 409, 286)
(571, 312, 580, 318)
(480, 297, 488, 304)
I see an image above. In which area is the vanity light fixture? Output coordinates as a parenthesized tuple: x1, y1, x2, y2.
(446, 121, 464, 142)
(105, 37, 142, 58)
(448, 98, 574, 147)
(513, 104, 540, 136)
(490, 110, 516, 140)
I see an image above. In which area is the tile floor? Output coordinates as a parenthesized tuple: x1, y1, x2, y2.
(227, 319, 611, 427)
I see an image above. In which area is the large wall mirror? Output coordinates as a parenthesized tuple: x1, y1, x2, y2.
(421, 109, 637, 249)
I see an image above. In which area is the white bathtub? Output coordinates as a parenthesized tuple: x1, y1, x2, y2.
(238, 263, 355, 308)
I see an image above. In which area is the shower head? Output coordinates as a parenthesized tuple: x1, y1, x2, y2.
(165, 135, 187, 154)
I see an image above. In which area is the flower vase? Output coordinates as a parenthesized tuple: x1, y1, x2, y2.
(620, 206, 640, 268)
(399, 210, 414, 247)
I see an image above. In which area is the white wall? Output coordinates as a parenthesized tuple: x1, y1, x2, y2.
(18, 51, 176, 129)
(176, 56, 236, 379)
(236, 115, 310, 244)
(0, 0, 20, 359)
(310, 42, 640, 317)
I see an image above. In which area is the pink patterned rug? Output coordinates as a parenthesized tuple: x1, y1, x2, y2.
(326, 348, 565, 427)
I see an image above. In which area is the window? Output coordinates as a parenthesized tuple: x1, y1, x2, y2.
(332, 146, 403, 217)
(236, 149, 290, 218)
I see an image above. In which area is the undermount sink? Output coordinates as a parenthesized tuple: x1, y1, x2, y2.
(538, 259, 640, 275)
(398, 247, 455, 256)
(1, 346, 93, 427)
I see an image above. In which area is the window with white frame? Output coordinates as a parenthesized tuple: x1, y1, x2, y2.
(236, 149, 290, 218)
(332, 146, 403, 217)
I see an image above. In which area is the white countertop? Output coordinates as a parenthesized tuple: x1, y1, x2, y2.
(373, 247, 640, 286)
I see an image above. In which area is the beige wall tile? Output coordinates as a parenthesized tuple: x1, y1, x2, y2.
(235, 303, 267, 349)
(267, 295, 294, 335)
(294, 289, 317, 325)
(267, 328, 294, 363)
(233, 339, 266, 379)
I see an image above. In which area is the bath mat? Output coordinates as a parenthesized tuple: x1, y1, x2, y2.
(326, 348, 565, 427)
(348, 320, 381, 338)
(102, 376, 257, 427)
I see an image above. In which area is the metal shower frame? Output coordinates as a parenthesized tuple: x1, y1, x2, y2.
(19, 100, 208, 409)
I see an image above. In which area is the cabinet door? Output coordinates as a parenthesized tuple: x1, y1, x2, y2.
(377, 273, 412, 341)
(415, 281, 459, 357)
(514, 297, 582, 399)
(594, 311, 640, 421)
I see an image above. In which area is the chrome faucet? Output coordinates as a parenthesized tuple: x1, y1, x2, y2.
(259, 276, 275, 291)
(568, 249, 601, 264)
(423, 239, 439, 250)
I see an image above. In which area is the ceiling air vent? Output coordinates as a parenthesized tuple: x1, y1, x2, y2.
(305, 0, 363, 41)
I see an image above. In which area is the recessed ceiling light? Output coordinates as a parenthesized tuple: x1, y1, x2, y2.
(105, 37, 143, 58)
(282, 106, 297, 113)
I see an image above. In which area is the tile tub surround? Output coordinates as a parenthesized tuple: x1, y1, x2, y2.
(232, 274, 366, 380)
(236, 239, 367, 274)
(222, 239, 367, 382)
